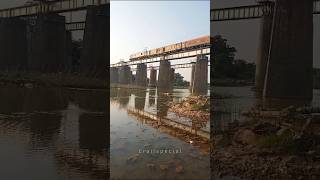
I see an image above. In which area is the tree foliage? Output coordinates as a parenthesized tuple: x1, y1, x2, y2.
(212, 35, 255, 80)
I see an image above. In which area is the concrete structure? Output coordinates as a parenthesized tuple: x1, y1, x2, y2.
(157, 60, 172, 91)
(149, 68, 157, 87)
(80, 5, 108, 78)
(65, 30, 73, 72)
(255, 1, 273, 93)
(169, 68, 175, 89)
(119, 65, 131, 85)
(134, 90, 146, 110)
(110, 67, 119, 84)
(28, 14, 67, 73)
(263, 0, 313, 100)
(190, 63, 195, 90)
(0, 18, 27, 71)
(191, 55, 208, 95)
(135, 63, 147, 86)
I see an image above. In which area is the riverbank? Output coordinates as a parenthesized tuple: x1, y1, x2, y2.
(213, 78, 253, 87)
(169, 96, 209, 122)
(0, 72, 106, 89)
(212, 106, 320, 179)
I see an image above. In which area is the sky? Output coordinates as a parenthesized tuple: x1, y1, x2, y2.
(111, 1, 210, 82)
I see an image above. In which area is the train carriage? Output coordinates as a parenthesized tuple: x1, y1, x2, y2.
(129, 35, 209, 61)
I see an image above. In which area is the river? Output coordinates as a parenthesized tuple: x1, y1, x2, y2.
(0, 85, 107, 180)
(110, 87, 210, 180)
(213, 86, 320, 133)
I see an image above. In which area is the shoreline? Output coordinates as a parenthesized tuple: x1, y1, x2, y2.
(0, 72, 107, 90)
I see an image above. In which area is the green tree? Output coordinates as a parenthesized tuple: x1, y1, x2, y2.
(173, 73, 189, 87)
(212, 35, 255, 80)
(212, 35, 237, 78)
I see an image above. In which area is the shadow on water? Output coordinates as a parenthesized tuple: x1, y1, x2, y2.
(0, 85, 108, 180)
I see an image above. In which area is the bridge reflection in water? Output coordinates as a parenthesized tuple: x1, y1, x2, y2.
(110, 87, 210, 180)
(0, 86, 108, 180)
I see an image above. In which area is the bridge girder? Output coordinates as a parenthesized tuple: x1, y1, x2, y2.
(211, 0, 320, 21)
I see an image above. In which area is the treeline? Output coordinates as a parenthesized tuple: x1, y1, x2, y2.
(212, 35, 255, 80)
(173, 73, 189, 87)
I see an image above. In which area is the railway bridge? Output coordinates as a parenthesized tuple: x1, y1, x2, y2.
(110, 36, 210, 94)
(0, 0, 108, 76)
(212, 0, 320, 100)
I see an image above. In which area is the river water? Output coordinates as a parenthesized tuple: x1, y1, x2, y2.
(110, 87, 210, 180)
(0, 86, 107, 180)
(213, 86, 320, 133)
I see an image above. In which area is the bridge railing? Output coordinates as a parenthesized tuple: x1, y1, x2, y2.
(129, 61, 211, 71)
(211, 1, 320, 21)
(211, 4, 273, 22)
(0, 0, 109, 18)
(66, 21, 86, 31)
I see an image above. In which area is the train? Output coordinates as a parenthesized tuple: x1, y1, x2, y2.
(129, 35, 210, 60)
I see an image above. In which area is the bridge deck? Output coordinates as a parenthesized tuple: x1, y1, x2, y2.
(129, 62, 211, 71)
(211, 1, 320, 21)
(111, 48, 210, 68)
(0, 0, 108, 18)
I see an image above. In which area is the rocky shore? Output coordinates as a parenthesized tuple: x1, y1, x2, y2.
(212, 106, 320, 179)
(169, 96, 209, 122)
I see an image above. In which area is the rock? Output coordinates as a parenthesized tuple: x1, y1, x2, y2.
(127, 154, 139, 163)
(175, 165, 183, 173)
(24, 83, 33, 88)
(253, 122, 279, 135)
(276, 127, 291, 136)
(233, 129, 258, 145)
(147, 163, 155, 170)
(159, 164, 168, 171)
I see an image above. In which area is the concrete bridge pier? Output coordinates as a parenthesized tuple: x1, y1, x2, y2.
(135, 63, 147, 87)
(170, 68, 175, 89)
(110, 67, 119, 84)
(189, 63, 195, 90)
(263, 0, 313, 100)
(119, 65, 131, 85)
(0, 18, 27, 71)
(80, 5, 108, 78)
(149, 68, 157, 87)
(191, 55, 208, 95)
(255, 1, 273, 94)
(28, 14, 67, 73)
(157, 59, 172, 91)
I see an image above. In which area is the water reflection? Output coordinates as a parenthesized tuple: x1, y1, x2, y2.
(0, 86, 107, 180)
(133, 89, 146, 110)
(149, 89, 156, 106)
(156, 91, 172, 118)
(213, 86, 320, 133)
(110, 87, 210, 180)
(79, 113, 108, 154)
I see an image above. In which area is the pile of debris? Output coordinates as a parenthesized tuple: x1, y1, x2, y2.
(169, 95, 209, 121)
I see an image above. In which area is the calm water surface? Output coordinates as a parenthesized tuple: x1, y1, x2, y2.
(110, 88, 210, 180)
(0, 86, 107, 180)
(213, 86, 320, 133)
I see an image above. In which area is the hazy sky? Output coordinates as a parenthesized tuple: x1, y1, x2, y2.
(111, 1, 210, 81)
(212, 0, 320, 67)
